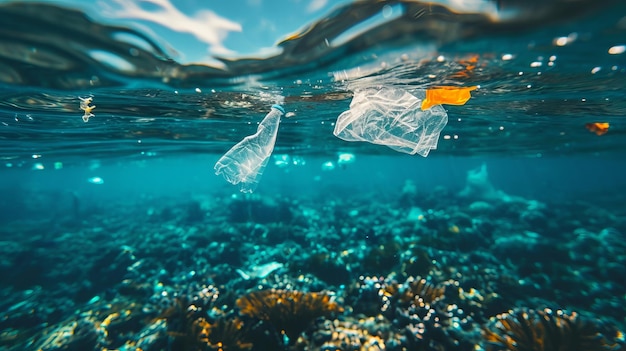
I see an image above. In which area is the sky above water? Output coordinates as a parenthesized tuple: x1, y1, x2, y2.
(20, 0, 340, 64)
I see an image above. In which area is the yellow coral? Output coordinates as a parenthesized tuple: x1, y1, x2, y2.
(482, 308, 620, 351)
(236, 289, 343, 342)
(194, 317, 253, 351)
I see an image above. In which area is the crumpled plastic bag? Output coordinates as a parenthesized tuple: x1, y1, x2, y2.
(333, 86, 448, 156)
(214, 105, 284, 193)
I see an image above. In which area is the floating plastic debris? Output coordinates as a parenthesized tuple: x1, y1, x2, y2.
(87, 176, 104, 184)
(273, 154, 291, 168)
(215, 105, 284, 193)
(337, 152, 355, 166)
(450, 55, 479, 79)
(421, 86, 477, 111)
(585, 122, 610, 136)
(273, 154, 306, 168)
(553, 32, 577, 46)
(608, 45, 625, 55)
(236, 262, 283, 280)
(321, 161, 335, 171)
(292, 156, 306, 166)
(79, 96, 95, 122)
(334, 86, 447, 156)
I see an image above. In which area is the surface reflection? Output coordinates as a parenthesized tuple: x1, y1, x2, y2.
(0, 0, 619, 89)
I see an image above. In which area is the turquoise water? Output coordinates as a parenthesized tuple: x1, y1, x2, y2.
(1, 1, 625, 350)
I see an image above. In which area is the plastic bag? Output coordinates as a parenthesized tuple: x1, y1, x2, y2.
(333, 86, 447, 156)
(214, 105, 284, 193)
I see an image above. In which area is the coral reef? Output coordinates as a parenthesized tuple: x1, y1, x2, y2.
(295, 318, 387, 351)
(1, 177, 625, 351)
(396, 276, 447, 306)
(482, 308, 621, 351)
(236, 289, 344, 343)
(34, 316, 98, 351)
(194, 317, 254, 351)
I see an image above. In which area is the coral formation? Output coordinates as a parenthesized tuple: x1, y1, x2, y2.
(482, 308, 621, 351)
(295, 318, 387, 351)
(34, 316, 98, 351)
(397, 276, 447, 306)
(194, 317, 253, 351)
(236, 289, 344, 343)
(2, 171, 625, 351)
(345, 274, 480, 350)
(159, 285, 224, 351)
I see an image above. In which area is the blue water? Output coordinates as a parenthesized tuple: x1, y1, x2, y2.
(1, 1, 625, 350)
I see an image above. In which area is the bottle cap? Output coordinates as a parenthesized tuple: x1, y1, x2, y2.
(271, 104, 285, 114)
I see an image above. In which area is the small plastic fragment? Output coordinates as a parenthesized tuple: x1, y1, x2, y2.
(214, 105, 285, 193)
(450, 55, 479, 78)
(79, 96, 96, 122)
(333, 86, 447, 156)
(87, 176, 104, 185)
(585, 122, 609, 136)
(421, 86, 477, 111)
(337, 152, 355, 166)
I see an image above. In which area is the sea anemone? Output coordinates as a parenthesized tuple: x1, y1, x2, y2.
(236, 289, 343, 343)
(482, 308, 621, 351)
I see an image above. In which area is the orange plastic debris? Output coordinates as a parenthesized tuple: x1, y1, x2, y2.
(450, 55, 480, 78)
(458, 55, 478, 71)
(585, 122, 610, 136)
(421, 86, 477, 110)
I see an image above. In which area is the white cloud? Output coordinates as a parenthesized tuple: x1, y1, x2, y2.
(307, 0, 327, 13)
(104, 0, 242, 56)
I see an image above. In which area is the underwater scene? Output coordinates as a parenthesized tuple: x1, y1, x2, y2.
(1, 0, 626, 350)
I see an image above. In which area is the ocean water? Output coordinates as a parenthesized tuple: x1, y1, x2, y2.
(1, 1, 625, 350)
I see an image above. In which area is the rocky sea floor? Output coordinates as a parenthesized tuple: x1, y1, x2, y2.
(1, 167, 625, 351)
